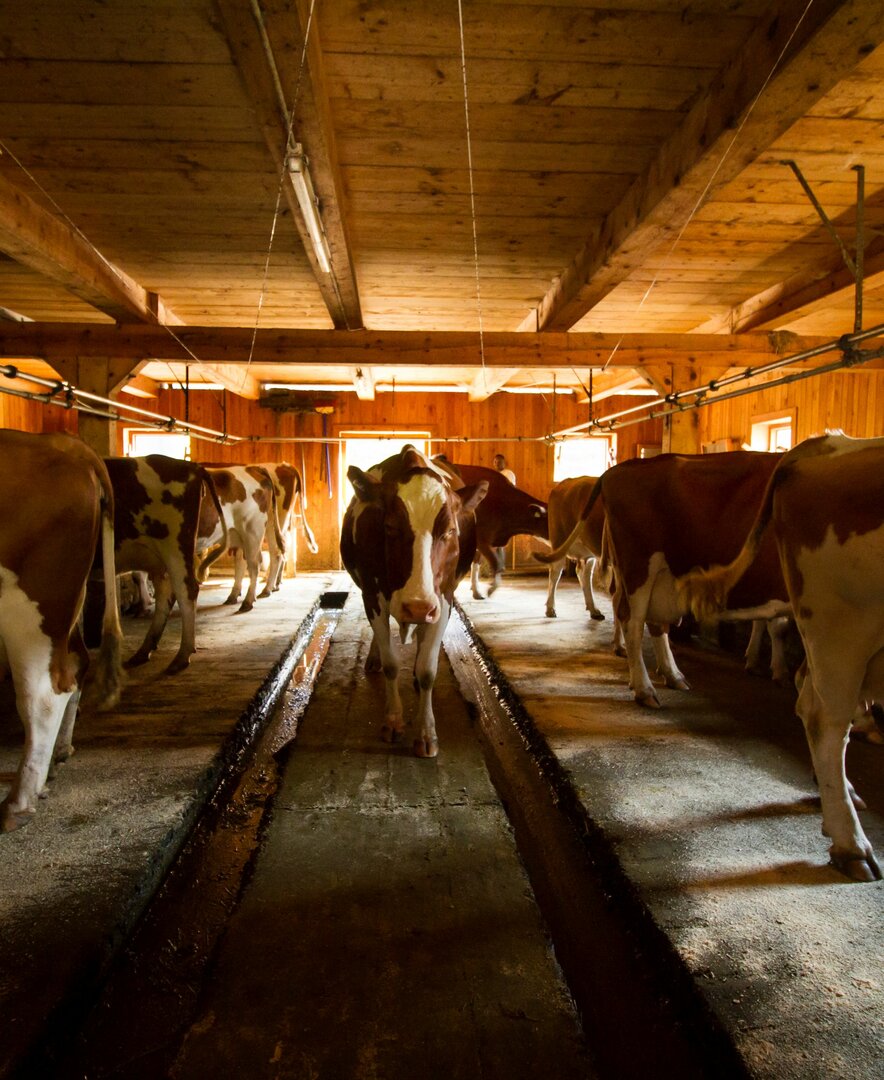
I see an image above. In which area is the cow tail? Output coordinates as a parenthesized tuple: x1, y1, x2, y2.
(677, 463, 784, 620)
(596, 519, 615, 590)
(196, 468, 229, 582)
(296, 472, 319, 554)
(92, 463, 125, 710)
(533, 476, 604, 564)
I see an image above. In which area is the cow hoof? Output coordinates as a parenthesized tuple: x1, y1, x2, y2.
(237, 601, 254, 614)
(830, 847, 882, 882)
(54, 744, 75, 765)
(223, 595, 239, 606)
(1, 800, 35, 832)
(381, 719, 403, 743)
(488, 584, 499, 597)
(365, 657, 382, 674)
(636, 691, 662, 709)
(613, 645, 627, 659)
(545, 609, 556, 618)
(123, 652, 151, 669)
(413, 737, 439, 758)
(665, 675, 691, 691)
(472, 592, 486, 601)
(258, 588, 272, 599)
(165, 656, 191, 675)
(589, 612, 605, 621)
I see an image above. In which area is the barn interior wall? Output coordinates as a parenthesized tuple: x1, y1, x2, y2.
(697, 367, 884, 449)
(2, 364, 881, 572)
(152, 386, 662, 571)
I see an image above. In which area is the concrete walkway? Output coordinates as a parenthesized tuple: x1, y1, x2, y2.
(456, 574, 883, 1080)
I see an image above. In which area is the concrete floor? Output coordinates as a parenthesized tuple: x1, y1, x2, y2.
(1, 570, 882, 1079)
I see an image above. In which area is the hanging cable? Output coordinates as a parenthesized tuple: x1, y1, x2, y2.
(456, 0, 487, 389)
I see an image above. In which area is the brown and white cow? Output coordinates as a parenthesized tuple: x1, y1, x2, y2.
(433, 459, 548, 598)
(257, 461, 318, 594)
(538, 451, 789, 708)
(197, 465, 285, 612)
(340, 445, 487, 757)
(0, 430, 124, 831)
(105, 455, 228, 673)
(679, 433, 883, 882)
(542, 475, 606, 620)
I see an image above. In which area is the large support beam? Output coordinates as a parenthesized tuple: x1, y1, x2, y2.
(2, 324, 874, 372)
(215, 0, 363, 330)
(52, 357, 142, 458)
(0, 173, 162, 324)
(520, 0, 884, 332)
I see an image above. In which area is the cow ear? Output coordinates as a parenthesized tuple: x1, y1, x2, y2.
(458, 480, 489, 513)
(400, 446, 425, 471)
(348, 465, 382, 502)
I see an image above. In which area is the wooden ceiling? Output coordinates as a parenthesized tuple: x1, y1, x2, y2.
(1, 0, 883, 406)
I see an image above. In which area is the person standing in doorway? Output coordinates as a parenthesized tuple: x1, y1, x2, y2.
(492, 453, 516, 573)
(492, 453, 516, 485)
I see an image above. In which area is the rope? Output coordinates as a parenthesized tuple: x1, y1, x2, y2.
(456, 0, 487, 386)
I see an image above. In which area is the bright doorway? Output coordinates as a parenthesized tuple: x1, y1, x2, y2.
(338, 432, 431, 523)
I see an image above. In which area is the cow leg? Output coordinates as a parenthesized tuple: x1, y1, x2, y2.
(576, 557, 605, 620)
(649, 623, 690, 691)
(470, 557, 484, 600)
(224, 550, 245, 606)
(744, 619, 767, 677)
(544, 559, 565, 617)
(51, 625, 88, 768)
(261, 526, 283, 599)
(2, 656, 73, 831)
(796, 662, 880, 882)
(165, 569, 198, 674)
(411, 600, 450, 758)
(767, 617, 792, 686)
(370, 613, 403, 743)
(237, 543, 261, 613)
(126, 572, 174, 668)
(617, 579, 661, 708)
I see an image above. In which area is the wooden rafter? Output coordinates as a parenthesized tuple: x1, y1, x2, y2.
(350, 365, 375, 400)
(468, 368, 520, 402)
(694, 241, 884, 334)
(3, 323, 881, 372)
(0, 172, 162, 325)
(575, 374, 657, 406)
(519, 0, 884, 332)
(214, 0, 363, 330)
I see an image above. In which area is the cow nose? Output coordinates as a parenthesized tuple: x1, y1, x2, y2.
(401, 600, 439, 624)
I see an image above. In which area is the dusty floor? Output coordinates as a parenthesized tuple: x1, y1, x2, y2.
(1, 570, 882, 1079)
(457, 574, 883, 1080)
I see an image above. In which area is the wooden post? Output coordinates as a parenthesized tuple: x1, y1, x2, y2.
(52, 356, 142, 458)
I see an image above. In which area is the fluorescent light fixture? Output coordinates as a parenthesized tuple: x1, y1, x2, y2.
(159, 382, 226, 391)
(286, 145, 331, 274)
(502, 386, 574, 395)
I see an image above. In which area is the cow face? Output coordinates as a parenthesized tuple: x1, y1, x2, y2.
(348, 463, 487, 625)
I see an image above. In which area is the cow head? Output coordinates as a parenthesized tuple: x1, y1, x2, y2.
(348, 448, 487, 625)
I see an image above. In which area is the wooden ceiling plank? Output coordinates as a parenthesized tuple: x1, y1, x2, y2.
(214, 0, 362, 330)
(522, 0, 884, 332)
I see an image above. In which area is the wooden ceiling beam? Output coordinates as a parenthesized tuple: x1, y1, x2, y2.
(3, 323, 881, 372)
(214, 0, 363, 330)
(468, 368, 520, 402)
(350, 365, 375, 401)
(694, 240, 884, 334)
(0, 171, 164, 325)
(520, 0, 884, 332)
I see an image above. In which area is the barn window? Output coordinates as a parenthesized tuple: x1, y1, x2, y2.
(125, 430, 191, 459)
(749, 411, 794, 454)
(553, 436, 614, 481)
